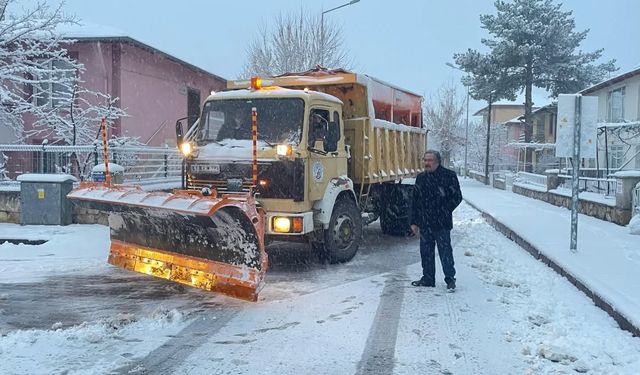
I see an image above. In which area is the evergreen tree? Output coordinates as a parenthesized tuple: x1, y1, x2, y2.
(454, 0, 616, 144)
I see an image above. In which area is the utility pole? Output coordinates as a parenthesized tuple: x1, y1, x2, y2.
(484, 91, 494, 185)
(445, 62, 470, 178)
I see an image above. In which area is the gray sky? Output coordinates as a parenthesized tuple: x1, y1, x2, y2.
(33, 0, 640, 115)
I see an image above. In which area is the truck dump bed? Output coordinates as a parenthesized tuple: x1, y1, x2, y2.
(227, 68, 427, 185)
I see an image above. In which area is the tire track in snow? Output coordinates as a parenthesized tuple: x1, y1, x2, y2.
(111, 307, 239, 375)
(355, 272, 407, 375)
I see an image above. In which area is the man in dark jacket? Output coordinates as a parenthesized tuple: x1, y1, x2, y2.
(410, 150, 462, 290)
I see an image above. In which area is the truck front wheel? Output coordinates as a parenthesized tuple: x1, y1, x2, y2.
(319, 197, 363, 263)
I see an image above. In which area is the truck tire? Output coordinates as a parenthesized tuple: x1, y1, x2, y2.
(380, 184, 413, 236)
(319, 197, 363, 263)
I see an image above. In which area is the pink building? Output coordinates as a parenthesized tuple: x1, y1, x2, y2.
(23, 25, 226, 146)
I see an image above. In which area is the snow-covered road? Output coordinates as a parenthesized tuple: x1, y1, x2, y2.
(1, 202, 639, 374)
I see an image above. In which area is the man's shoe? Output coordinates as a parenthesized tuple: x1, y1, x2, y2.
(446, 279, 456, 291)
(411, 278, 435, 287)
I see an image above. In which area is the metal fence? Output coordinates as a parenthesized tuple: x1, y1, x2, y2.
(0, 144, 182, 188)
(557, 174, 618, 197)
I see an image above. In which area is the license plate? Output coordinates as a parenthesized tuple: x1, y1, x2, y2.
(193, 164, 220, 174)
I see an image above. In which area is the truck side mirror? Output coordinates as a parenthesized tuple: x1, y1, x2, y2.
(175, 120, 184, 145)
(325, 121, 339, 152)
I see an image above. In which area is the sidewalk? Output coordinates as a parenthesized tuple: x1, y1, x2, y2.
(460, 178, 640, 336)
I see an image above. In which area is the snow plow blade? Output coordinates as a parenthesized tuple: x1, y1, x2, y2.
(68, 182, 267, 301)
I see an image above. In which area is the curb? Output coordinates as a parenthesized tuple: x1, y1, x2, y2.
(464, 198, 640, 338)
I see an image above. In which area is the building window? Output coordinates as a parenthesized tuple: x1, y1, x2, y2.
(635, 145, 640, 169)
(32, 59, 77, 107)
(549, 113, 555, 138)
(608, 144, 624, 170)
(607, 87, 625, 122)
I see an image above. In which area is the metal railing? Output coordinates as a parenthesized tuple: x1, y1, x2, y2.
(515, 171, 548, 188)
(557, 174, 618, 197)
(0, 144, 182, 188)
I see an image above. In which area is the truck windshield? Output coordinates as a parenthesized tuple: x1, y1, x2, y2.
(198, 98, 304, 145)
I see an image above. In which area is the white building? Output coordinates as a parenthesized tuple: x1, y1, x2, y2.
(581, 66, 640, 172)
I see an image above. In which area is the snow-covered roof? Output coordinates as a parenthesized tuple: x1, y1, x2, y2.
(55, 21, 129, 39)
(502, 115, 525, 125)
(473, 103, 526, 116)
(580, 66, 640, 95)
(56, 22, 226, 82)
(531, 103, 557, 115)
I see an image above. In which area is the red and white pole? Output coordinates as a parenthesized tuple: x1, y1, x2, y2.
(251, 107, 258, 188)
(100, 117, 111, 185)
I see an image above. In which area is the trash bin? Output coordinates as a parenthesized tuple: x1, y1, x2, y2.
(91, 163, 125, 184)
(17, 173, 78, 225)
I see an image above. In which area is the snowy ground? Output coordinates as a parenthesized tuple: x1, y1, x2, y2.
(1, 202, 640, 374)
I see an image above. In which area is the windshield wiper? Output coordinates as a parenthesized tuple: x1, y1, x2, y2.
(307, 146, 327, 156)
(256, 133, 275, 147)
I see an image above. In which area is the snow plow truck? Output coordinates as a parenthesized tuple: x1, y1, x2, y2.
(68, 67, 426, 301)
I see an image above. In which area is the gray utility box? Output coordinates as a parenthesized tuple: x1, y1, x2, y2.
(17, 174, 78, 225)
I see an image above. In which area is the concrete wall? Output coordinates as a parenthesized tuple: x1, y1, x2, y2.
(512, 184, 631, 225)
(0, 190, 107, 225)
(0, 191, 20, 223)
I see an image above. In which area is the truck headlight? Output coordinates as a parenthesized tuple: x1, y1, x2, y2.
(273, 217, 291, 233)
(276, 144, 292, 157)
(272, 216, 303, 233)
(180, 142, 192, 156)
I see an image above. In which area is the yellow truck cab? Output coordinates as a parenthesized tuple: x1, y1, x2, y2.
(179, 68, 426, 263)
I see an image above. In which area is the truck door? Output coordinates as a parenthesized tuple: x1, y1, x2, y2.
(307, 107, 347, 202)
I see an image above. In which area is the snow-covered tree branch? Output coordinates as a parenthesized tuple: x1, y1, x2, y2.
(1, 0, 127, 145)
(241, 9, 351, 77)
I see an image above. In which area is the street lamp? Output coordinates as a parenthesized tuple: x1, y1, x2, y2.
(445, 62, 470, 178)
(320, 0, 360, 66)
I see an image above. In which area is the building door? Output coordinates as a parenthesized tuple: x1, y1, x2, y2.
(187, 88, 201, 128)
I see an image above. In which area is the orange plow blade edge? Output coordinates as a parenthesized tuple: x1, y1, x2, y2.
(68, 182, 267, 301)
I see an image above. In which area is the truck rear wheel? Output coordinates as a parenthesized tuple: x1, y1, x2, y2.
(380, 184, 413, 236)
(318, 197, 363, 263)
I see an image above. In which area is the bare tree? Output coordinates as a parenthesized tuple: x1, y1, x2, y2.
(424, 83, 466, 167)
(1, 1, 127, 145)
(241, 9, 350, 77)
(36, 86, 127, 146)
(466, 120, 515, 172)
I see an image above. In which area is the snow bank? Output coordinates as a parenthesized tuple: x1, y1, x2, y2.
(0, 224, 110, 283)
(0, 308, 187, 375)
(629, 215, 640, 235)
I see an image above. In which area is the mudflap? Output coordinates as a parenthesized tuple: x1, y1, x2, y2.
(68, 182, 267, 301)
